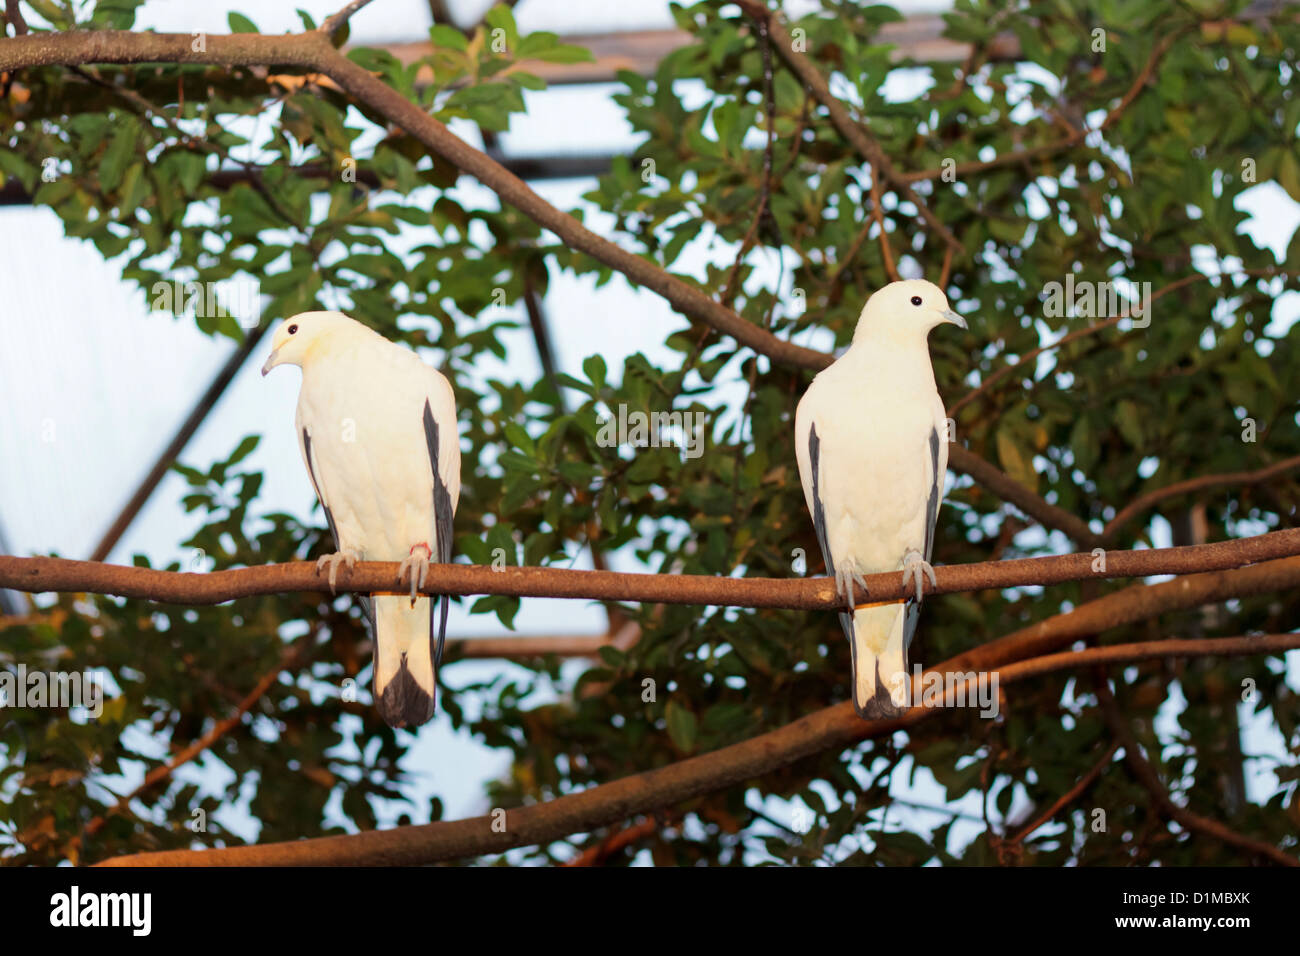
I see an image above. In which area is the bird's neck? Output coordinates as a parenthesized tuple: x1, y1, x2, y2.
(301, 327, 373, 374)
(843, 333, 939, 390)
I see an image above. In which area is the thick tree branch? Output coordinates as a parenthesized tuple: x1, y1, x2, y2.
(0, 29, 327, 70)
(945, 554, 1300, 675)
(94, 630, 1300, 866)
(3, 528, 1299, 609)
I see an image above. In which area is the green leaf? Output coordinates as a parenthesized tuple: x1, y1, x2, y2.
(1276, 149, 1300, 204)
(483, 3, 518, 41)
(502, 423, 535, 456)
(429, 24, 468, 52)
(995, 429, 1038, 493)
(1115, 400, 1144, 448)
(527, 42, 594, 64)
(554, 372, 594, 395)
(99, 121, 140, 193)
(225, 434, 260, 468)
(583, 354, 607, 392)
(227, 12, 257, 33)
(515, 31, 559, 58)
(665, 701, 698, 754)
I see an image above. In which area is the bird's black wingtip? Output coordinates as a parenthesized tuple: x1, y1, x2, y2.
(377, 658, 436, 729)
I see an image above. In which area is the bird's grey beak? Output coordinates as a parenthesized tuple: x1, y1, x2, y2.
(941, 309, 967, 329)
(261, 349, 280, 376)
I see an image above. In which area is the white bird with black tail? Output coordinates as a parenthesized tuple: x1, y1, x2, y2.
(262, 311, 460, 728)
(794, 279, 965, 718)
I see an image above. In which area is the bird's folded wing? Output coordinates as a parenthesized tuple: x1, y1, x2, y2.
(297, 414, 340, 549)
(420, 400, 456, 567)
(923, 396, 948, 564)
(419, 372, 461, 666)
(805, 421, 836, 583)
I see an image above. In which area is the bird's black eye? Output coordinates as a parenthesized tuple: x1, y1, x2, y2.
(288, 324, 299, 335)
(910, 296, 923, 306)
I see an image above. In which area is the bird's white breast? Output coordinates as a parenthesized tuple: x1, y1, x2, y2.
(296, 343, 439, 559)
(800, 344, 941, 573)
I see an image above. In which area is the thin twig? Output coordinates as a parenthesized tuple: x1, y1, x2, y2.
(904, 29, 1187, 185)
(869, 171, 898, 282)
(4, 0, 28, 37)
(1005, 740, 1120, 847)
(320, 0, 378, 36)
(563, 815, 660, 866)
(67, 66, 307, 234)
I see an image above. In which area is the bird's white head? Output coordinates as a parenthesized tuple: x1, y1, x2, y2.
(261, 310, 358, 376)
(853, 279, 966, 344)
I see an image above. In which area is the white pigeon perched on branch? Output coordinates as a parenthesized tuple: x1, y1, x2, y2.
(794, 279, 965, 718)
(262, 311, 461, 728)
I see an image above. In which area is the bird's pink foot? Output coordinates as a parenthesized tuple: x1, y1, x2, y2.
(835, 566, 869, 612)
(398, 542, 433, 606)
(901, 549, 937, 603)
(315, 548, 361, 594)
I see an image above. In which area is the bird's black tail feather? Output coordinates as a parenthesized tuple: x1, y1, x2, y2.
(849, 602, 910, 719)
(372, 594, 437, 728)
(377, 655, 435, 728)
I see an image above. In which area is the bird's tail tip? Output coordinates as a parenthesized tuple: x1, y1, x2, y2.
(850, 603, 910, 721)
(376, 656, 436, 728)
(853, 679, 908, 720)
(373, 595, 438, 729)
